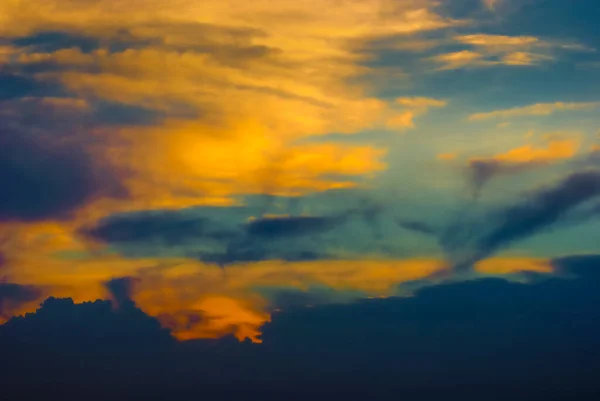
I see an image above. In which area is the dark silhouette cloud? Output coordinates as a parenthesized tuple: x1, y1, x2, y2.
(468, 159, 507, 194)
(83, 202, 384, 266)
(0, 129, 124, 222)
(104, 277, 138, 309)
(0, 73, 37, 101)
(470, 170, 600, 263)
(12, 31, 101, 53)
(1, 254, 600, 400)
(0, 282, 41, 319)
(405, 170, 600, 272)
(0, 297, 173, 356)
(85, 211, 222, 244)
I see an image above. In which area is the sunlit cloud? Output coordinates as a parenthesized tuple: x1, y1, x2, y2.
(386, 96, 447, 129)
(431, 33, 590, 70)
(469, 102, 600, 121)
(466, 138, 580, 192)
(0, 0, 462, 212)
(430, 50, 489, 70)
(477, 138, 579, 164)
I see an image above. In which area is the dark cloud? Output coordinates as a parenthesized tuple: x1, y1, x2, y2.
(90, 100, 168, 126)
(83, 202, 384, 266)
(0, 129, 124, 222)
(0, 283, 41, 318)
(2, 255, 600, 400)
(0, 297, 173, 358)
(245, 215, 344, 238)
(467, 156, 562, 196)
(84, 211, 222, 244)
(12, 31, 101, 53)
(196, 238, 328, 267)
(468, 159, 507, 194)
(470, 170, 600, 263)
(397, 170, 600, 272)
(104, 277, 138, 309)
(0, 73, 52, 101)
(552, 254, 600, 279)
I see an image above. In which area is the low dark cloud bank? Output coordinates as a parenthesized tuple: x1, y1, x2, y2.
(0, 282, 41, 320)
(1, 255, 599, 401)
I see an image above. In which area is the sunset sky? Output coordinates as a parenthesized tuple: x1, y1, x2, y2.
(1, 0, 600, 351)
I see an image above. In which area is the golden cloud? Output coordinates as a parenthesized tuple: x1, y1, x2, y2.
(1, 1, 460, 213)
(433, 33, 589, 70)
(485, 138, 579, 164)
(469, 102, 600, 121)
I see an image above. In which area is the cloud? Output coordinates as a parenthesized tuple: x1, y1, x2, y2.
(0, 127, 124, 222)
(0, 296, 174, 356)
(84, 211, 222, 244)
(469, 102, 600, 121)
(430, 50, 490, 70)
(386, 97, 447, 129)
(12, 31, 102, 53)
(501, 51, 552, 65)
(104, 277, 137, 309)
(467, 138, 579, 192)
(431, 33, 590, 70)
(455, 34, 541, 47)
(0, 283, 41, 322)
(448, 170, 600, 270)
(0, 0, 470, 215)
(82, 201, 386, 266)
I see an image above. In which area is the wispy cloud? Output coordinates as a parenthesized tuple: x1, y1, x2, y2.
(431, 33, 591, 70)
(386, 96, 448, 129)
(466, 138, 580, 192)
(469, 102, 600, 121)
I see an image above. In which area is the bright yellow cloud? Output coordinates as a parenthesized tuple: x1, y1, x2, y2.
(3, 1, 458, 211)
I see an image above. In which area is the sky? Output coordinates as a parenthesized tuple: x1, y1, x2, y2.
(1, 0, 600, 398)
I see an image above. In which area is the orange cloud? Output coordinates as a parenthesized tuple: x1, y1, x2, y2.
(437, 152, 458, 161)
(475, 257, 554, 275)
(489, 139, 579, 164)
